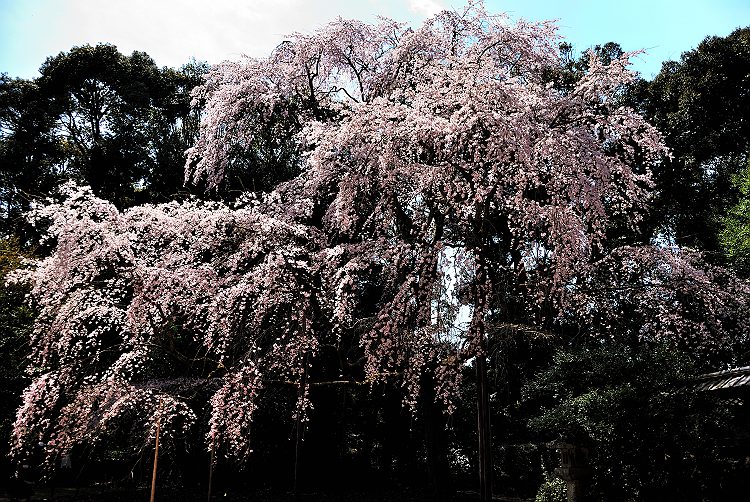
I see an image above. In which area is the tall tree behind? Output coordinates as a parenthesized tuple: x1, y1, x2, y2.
(721, 159, 750, 273)
(141, 59, 208, 203)
(642, 27, 750, 254)
(0, 74, 64, 239)
(37, 44, 206, 207)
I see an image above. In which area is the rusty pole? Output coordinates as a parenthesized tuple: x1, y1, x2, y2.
(149, 399, 163, 502)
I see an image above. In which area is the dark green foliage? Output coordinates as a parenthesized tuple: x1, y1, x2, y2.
(39, 45, 161, 206)
(146, 60, 207, 203)
(544, 42, 627, 94)
(721, 159, 750, 274)
(641, 27, 750, 254)
(0, 238, 34, 477)
(36, 45, 207, 207)
(524, 341, 748, 501)
(0, 74, 64, 239)
(0, 45, 208, 239)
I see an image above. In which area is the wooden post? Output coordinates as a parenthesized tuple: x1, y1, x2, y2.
(207, 432, 216, 502)
(150, 399, 163, 502)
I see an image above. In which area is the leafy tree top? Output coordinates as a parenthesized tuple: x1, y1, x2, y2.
(643, 27, 750, 252)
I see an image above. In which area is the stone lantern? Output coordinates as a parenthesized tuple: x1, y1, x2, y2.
(553, 443, 592, 502)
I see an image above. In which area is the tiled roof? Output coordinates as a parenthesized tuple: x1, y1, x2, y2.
(693, 366, 750, 391)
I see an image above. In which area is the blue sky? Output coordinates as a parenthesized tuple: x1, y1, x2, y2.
(1, 0, 748, 80)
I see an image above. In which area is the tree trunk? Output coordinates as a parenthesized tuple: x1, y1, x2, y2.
(472, 250, 493, 502)
(476, 353, 492, 502)
(423, 376, 451, 500)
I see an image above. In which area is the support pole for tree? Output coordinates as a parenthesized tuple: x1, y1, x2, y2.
(476, 352, 492, 502)
(293, 355, 308, 495)
(207, 432, 216, 502)
(150, 399, 163, 502)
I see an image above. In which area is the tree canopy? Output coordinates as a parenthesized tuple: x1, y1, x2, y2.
(4, 6, 750, 502)
(0, 74, 64, 239)
(11, 4, 749, 476)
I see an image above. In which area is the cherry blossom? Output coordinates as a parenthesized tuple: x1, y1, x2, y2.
(12, 2, 748, 471)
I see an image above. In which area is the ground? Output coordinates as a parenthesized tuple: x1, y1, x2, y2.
(0, 484, 534, 501)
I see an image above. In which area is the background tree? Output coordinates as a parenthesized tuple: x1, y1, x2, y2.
(721, 160, 750, 273)
(639, 27, 750, 255)
(145, 60, 209, 203)
(544, 41, 627, 94)
(37, 44, 207, 207)
(0, 74, 64, 239)
(0, 44, 208, 227)
(1, 47, 208, 240)
(39, 45, 159, 206)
